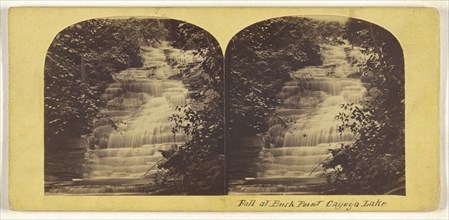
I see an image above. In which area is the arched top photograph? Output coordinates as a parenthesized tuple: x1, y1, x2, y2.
(226, 15, 405, 195)
(44, 17, 225, 195)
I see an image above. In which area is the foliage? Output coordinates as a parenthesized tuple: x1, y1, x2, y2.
(45, 18, 167, 144)
(155, 21, 225, 195)
(324, 19, 405, 194)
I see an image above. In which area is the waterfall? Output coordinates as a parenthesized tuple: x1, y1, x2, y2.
(82, 42, 194, 180)
(258, 44, 367, 179)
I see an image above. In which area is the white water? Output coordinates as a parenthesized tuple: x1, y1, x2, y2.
(259, 44, 367, 179)
(83, 42, 200, 180)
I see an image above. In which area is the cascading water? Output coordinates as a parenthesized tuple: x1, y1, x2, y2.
(47, 42, 201, 194)
(263, 44, 367, 178)
(230, 43, 367, 194)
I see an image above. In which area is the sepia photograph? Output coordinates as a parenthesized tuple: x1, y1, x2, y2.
(226, 16, 405, 195)
(44, 18, 225, 195)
